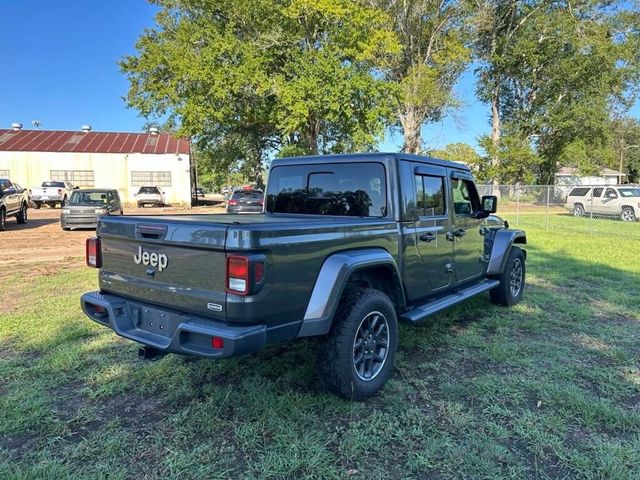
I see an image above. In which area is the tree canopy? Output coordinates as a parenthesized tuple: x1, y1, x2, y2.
(122, 0, 640, 186)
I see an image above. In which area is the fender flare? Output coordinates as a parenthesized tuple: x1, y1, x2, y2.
(297, 248, 404, 337)
(486, 229, 527, 276)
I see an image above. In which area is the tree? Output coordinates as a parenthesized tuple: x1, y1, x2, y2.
(474, 0, 640, 184)
(375, 0, 470, 154)
(121, 0, 398, 185)
(428, 142, 489, 180)
(611, 117, 640, 183)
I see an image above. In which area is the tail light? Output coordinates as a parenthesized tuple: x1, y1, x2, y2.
(58, 188, 62, 195)
(227, 256, 248, 294)
(228, 199, 238, 205)
(86, 237, 102, 268)
(226, 255, 265, 295)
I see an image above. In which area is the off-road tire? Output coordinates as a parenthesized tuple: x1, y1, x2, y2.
(16, 203, 27, 224)
(317, 288, 398, 400)
(573, 203, 585, 217)
(490, 247, 525, 306)
(0, 208, 6, 231)
(620, 207, 636, 222)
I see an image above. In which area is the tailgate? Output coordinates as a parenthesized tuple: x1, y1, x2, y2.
(97, 217, 228, 320)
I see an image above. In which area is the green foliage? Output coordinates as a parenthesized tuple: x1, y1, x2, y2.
(121, 0, 399, 185)
(428, 143, 489, 180)
(380, 0, 471, 153)
(479, 133, 541, 184)
(473, 0, 640, 183)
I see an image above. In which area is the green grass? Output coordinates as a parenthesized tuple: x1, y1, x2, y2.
(1, 218, 640, 479)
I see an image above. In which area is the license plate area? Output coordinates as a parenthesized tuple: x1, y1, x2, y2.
(133, 305, 172, 337)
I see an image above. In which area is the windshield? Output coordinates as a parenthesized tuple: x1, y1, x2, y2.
(69, 191, 109, 205)
(618, 188, 640, 197)
(266, 162, 387, 217)
(43, 181, 65, 188)
(138, 187, 160, 194)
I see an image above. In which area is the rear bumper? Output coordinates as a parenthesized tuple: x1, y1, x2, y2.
(226, 206, 263, 214)
(137, 199, 163, 206)
(32, 195, 63, 202)
(81, 291, 266, 358)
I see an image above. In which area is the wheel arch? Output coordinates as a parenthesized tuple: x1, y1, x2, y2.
(486, 229, 527, 276)
(297, 248, 405, 337)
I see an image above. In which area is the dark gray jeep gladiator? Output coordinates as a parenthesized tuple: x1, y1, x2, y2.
(81, 153, 526, 399)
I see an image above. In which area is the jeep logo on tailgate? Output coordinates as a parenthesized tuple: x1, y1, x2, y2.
(133, 246, 168, 272)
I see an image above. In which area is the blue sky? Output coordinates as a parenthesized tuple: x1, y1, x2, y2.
(1, 1, 637, 152)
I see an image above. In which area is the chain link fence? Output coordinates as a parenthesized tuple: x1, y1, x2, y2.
(476, 184, 640, 241)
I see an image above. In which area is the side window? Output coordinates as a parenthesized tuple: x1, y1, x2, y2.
(452, 178, 481, 216)
(414, 175, 445, 217)
(592, 187, 603, 197)
(107, 191, 114, 203)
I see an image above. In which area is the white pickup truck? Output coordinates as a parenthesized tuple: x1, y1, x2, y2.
(29, 181, 77, 209)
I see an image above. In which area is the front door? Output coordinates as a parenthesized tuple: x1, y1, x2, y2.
(450, 176, 485, 284)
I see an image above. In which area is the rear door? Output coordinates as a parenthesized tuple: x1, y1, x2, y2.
(413, 165, 454, 292)
(450, 173, 485, 284)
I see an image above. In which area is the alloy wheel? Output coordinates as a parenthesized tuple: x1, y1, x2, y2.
(352, 311, 390, 381)
(510, 258, 523, 297)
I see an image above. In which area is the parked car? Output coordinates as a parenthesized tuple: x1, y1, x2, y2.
(61, 189, 123, 230)
(81, 153, 526, 399)
(0, 178, 29, 231)
(565, 185, 640, 221)
(29, 181, 76, 208)
(135, 186, 165, 207)
(226, 189, 264, 214)
(193, 187, 205, 198)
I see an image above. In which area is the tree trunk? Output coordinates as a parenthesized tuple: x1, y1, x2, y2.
(491, 84, 501, 195)
(307, 118, 319, 155)
(402, 108, 422, 154)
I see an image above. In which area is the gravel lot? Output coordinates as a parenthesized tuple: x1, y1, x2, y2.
(0, 204, 225, 274)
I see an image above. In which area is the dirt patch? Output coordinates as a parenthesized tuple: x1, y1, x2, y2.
(0, 205, 226, 277)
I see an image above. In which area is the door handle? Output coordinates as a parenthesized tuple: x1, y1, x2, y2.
(419, 232, 436, 242)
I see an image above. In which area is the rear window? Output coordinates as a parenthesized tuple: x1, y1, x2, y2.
(619, 188, 640, 197)
(69, 191, 108, 205)
(232, 190, 264, 200)
(266, 162, 387, 217)
(569, 187, 591, 197)
(43, 181, 65, 188)
(138, 187, 160, 194)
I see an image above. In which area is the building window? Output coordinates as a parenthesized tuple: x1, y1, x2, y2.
(131, 171, 172, 187)
(50, 170, 94, 186)
(0, 169, 9, 177)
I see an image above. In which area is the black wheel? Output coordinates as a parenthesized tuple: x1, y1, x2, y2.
(490, 247, 525, 306)
(16, 203, 27, 224)
(0, 208, 6, 231)
(572, 203, 585, 217)
(318, 288, 398, 400)
(620, 207, 636, 222)
(34, 201, 42, 209)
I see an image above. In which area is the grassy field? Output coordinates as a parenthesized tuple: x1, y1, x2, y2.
(1, 215, 640, 479)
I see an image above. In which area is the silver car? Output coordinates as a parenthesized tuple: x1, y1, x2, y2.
(61, 189, 123, 230)
(565, 185, 640, 221)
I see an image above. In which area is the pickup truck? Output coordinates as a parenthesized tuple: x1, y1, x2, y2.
(29, 181, 76, 208)
(81, 153, 527, 399)
(0, 178, 29, 231)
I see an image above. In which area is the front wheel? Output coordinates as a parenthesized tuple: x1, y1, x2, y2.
(490, 247, 525, 306)
(0, 209, 6, 231)
(16, 203, 27, 224)
(318, 288, 398, 400)
(572, 204, 585, 217)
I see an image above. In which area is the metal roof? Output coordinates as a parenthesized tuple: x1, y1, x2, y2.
(0, 129, 190, 155)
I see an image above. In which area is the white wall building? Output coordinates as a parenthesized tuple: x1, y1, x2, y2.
(0, 126, 192, 205)
(554, 166, 626, 186)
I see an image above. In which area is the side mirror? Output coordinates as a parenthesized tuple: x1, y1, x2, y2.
(482, 195, 498, 214)
(607, 192, 616, 199)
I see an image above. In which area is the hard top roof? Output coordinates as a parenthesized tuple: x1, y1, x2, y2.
(271, 152, 470, 171)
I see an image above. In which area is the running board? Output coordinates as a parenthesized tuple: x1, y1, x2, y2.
(400, 279, 500, 324)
